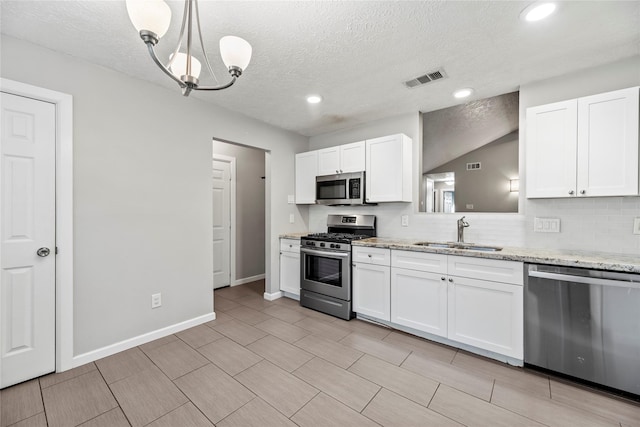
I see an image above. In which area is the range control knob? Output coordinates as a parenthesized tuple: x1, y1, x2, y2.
(335, 244, 341, 249)
(330, 244, 336, 248)
(320, 243, 325, 247)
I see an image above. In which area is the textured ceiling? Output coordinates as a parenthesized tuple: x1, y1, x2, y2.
(1, 1, 638, 136)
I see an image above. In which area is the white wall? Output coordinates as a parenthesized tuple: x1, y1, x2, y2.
(0, 36, 309, 356)
(309, 56, 640, 255)
(211, 141, 266, 281)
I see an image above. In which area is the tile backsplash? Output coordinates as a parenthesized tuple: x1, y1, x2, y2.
(308, 196, 640, 255)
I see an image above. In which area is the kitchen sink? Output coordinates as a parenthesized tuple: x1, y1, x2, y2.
(414, 242, 503, 252)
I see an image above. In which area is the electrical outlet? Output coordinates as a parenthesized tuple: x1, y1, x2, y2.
(633, 217, 640, 235)
(151, 293, 162, 309)
(534, 217, 560, 233)
(289, 213, 295, 223)
(466, 204, 474, 210)
(401, 215, 409, 227)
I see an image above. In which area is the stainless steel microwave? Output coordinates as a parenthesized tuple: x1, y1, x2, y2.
(316, 171, 367, 206)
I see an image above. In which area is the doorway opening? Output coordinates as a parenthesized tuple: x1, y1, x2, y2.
(212, 139, 267, 295)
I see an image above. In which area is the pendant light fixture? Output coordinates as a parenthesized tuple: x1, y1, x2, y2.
(126, 0, 252, 96)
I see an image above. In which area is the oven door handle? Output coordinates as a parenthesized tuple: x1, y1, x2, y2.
(300, 247, 350, 258)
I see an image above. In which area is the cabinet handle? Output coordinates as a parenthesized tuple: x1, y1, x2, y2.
(448, 278, 453, 282)
(440, 277, 446, 281)
(568, 190, 575, 195)
(367, 254, 372, 258)
(336, 170, 339, 174)
(580, 190, 586, 195)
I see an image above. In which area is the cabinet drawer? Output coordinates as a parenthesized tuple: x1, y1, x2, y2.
(448, 256, 523, 285)
(391, 250, 447, 274)
(280, 239, 301, 253)
(352, 246, 390, 265)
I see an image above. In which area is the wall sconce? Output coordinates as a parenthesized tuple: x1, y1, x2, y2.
(510, 178, 520, 192)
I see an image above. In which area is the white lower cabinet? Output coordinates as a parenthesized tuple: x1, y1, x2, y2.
(279, 239, 300, 296)
(447, 276, 523, 359)
(391, 268, 447, 337)
(352, 247, 390, 321)
(389, 249, 523, 359)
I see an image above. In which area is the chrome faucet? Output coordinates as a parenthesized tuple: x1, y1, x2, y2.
(457, 216, 470, 243)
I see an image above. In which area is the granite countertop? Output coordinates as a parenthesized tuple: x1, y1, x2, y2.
(353, 237, 640, 274)
(279, 232, 307, 240)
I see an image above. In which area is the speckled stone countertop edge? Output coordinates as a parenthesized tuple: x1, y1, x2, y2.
(352, 238, 640, 274)
(279, 233, 307, 240)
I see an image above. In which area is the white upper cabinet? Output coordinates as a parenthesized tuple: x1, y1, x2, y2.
(526, 86, 639, 198)
(526, 99, 578, 198)
(366, 134, 412, 202)
(317, 146, 341, 176)
(317, 141, 365, 176)
(295, 150, 318, 204)
(577, 88, 639, 197)
(340, 141, 366, 173)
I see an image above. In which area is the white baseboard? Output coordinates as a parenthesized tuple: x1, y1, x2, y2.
(263, 291, 282, 301)
(70, 312, 216, 369)
(233, 273, 265, 286)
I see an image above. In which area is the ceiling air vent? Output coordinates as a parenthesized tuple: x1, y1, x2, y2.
(403, 68, 447, 89)
(466, 162, 481, 171)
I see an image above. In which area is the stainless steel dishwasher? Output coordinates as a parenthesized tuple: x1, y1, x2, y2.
(524, 264, 640, 397)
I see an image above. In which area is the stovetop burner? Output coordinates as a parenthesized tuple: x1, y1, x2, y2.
(305, 232, 371, 243)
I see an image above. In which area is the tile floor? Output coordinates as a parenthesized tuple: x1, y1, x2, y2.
(2, 279, 639, 427)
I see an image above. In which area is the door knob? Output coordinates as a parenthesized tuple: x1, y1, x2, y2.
(37, 247, 50, 257)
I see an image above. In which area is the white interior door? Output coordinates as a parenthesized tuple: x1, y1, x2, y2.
(212, 157, 232, 289)
(1, 92, 56, 388)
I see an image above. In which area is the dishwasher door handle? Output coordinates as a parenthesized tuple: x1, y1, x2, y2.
(528, 270, 640, 290)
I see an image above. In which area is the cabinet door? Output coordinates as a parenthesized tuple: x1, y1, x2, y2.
(577, 87, 639, 197)
(279, 251, 300, 295)
(526, 100, 578, 198)
(295, 151, 318, 204)
(340, 141, 365, 173)
(391, 268, 447, 337)
(366, 134, 412, 202)
(353, 263, 390, 321)
(317, 146, 341, 176)
(447, 276, 523, 359)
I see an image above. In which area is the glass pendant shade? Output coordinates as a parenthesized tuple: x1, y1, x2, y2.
(126, 0, 172, 38)
(219, 36, 252, 71)
(170, 53, 202, 79)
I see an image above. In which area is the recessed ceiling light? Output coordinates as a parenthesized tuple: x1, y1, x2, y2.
(453, 88, 474, 99)
(306, 95, 323, 104)
(520, 2, 557, 22)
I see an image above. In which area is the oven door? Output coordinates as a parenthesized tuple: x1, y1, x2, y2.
(300, 247, 351, 300)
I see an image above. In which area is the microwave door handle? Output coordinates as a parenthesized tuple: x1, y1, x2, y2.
(301, 248, 350, 258)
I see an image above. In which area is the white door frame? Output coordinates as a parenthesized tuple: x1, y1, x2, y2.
(0, 78, 74, 373)
(212, 152, 236, 287)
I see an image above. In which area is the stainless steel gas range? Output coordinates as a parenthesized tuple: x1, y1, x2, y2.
(300, 214, 376, 320)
